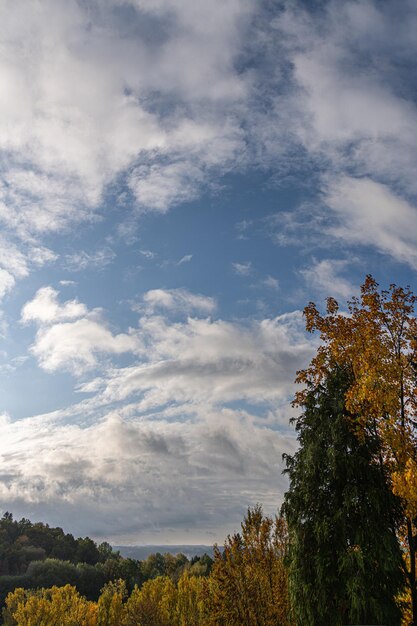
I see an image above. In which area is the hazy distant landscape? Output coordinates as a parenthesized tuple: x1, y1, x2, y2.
(114, 545, 216, 561)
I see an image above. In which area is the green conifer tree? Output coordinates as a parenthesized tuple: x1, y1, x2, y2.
(283, 366, 405, 626)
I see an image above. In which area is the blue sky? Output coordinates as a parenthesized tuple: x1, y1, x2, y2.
(1, 0, 417, 545)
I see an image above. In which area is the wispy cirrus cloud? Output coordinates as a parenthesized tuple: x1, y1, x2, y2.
(232, 261, 252, 276)
(300, 257, 356, 301)
(139, 288, 216, 315)
(64, 248, 116, 272)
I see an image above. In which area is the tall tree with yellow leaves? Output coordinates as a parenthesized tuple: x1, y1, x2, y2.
(207, 505, 291, 626)
(298, 276, 417, 624)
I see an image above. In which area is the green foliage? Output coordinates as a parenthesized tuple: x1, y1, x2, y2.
(97, 579, 127, 626)
(76, 562, 107, 600)
(283, 365, 405, 626)
(0, 575, 30, 610)
(189, 554, 213, 577)
(0, 513, 112, 577)
(0, 512, 212, 616)
(75, 537, 101, 566)
(0, 509, 293, 626)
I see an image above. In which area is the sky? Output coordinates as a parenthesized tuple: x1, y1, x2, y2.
(0, 0, 417, 545)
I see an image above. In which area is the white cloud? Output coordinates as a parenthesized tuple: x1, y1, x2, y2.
(324, 176, 417, 269)
(26, 246, 58, 267)
(21, 287, 87, 324)
(22, 287, 141, 374)
(64, 248, 116, 272)
(300, 258, 355, 300)
(141, 288, 216, 314)
(272, 2, 417, 178)
(263, 1, 417, 264)
(0, 270, 15, 300)
(0, 237, 30, 278)
(0, 0, 253, 241)
(177, 254, 193, 265)
(12, 285, 315, 540)
(0, 237, 57, 300)
(32, 318, 140, 374)
(232, 261, 252, 276)
(129, 161, 205, 213)
(88, 311, 314, 410)
(0, 407, 294, 543)
(263, 276, 279, 290)
(21, 288, 313, 411)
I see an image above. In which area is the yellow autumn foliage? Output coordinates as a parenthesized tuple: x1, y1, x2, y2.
(300, 276, 417, 622)
(2, 508, 291, 626)
(4, 585, 97, 626)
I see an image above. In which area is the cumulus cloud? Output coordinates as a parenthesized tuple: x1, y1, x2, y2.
(13, 280, 315, 540)
(22, 287, 141, 374)
(22, 285, 314, 400)
(129, 161, 205, 214)
(21, 287, 87, 324)
(32, 319, 141, 374)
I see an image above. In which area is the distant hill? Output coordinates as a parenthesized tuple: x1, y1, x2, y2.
(114, 545, 216, 560)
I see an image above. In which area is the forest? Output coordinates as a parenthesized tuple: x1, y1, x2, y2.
(2, 276, 417, 625)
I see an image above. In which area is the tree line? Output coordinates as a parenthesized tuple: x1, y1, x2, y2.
(2, 506, 289, 626)
(3, 276, 417, 624)
(0, 513, 212, 613)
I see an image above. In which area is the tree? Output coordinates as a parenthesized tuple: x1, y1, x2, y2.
(300, 276, 417, 622)
(207, 505, 291, 626)
(75, 537, 101, 565)
(123, 576, 177, 626)
(26, 558, 79, 589)
(283, 364, 404, 625)
(3, 585, 97, 626)
(176, 570, 208, 625)
(97, 579, 126, 626)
